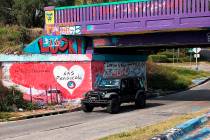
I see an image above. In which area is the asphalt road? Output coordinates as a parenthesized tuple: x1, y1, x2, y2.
(1, 81, 210, 140)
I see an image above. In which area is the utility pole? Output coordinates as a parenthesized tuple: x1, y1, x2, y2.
(173, 48, 175, 64)
(195, 48, 198, 71)
(177, 48, 179, 63)
(192, 48, 201, 71)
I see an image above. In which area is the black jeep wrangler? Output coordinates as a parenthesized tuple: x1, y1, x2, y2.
(81, 77, 146, 114)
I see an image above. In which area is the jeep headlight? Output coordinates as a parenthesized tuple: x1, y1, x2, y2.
(83, 91, 90, 97)
(101, 92, 106, 97)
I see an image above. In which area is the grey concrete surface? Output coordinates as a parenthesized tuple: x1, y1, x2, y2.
(1, 81, 210, 140)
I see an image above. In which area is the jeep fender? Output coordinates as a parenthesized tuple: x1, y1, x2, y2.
(104, 92, 118, 99)
(135, 90, 146, 100)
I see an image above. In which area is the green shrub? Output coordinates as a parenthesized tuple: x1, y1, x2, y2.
(157, 51, 174, 58)
(24, 102, 39, 111)
(180, 56, 192, 62)
(148, 55, 170, 63)
(0, 87, 24, 111)
(147, 62, 192, 90)
(150, 50, 193, 63)
(0, 25, 42, 54)
(0, 86, 39, 112)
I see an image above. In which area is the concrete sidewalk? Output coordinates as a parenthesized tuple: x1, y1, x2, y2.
(151, 112, 210, 140)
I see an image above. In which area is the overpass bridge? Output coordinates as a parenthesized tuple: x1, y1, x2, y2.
(25, 0, 210, 54)
(2, 0, 210, 106)
(45, 0, 210, 36)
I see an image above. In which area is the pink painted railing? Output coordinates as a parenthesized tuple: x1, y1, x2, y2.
(54, 0, 210, 24)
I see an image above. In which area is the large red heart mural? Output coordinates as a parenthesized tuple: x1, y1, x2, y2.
(4, 62, 92, 101)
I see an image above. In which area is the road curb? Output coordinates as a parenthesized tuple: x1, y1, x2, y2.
(189, 77, 210, 89)
(151, 113, 210, 140)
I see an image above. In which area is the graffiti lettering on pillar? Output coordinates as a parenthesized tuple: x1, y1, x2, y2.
(93, 37, 118, 48)
(38, 37, 82, 54)
(104, 62, 146, 78)
(91, 61, 146, 89)
(24, 35, 85, 54)
(53, 65, 85, 95)
(45, 11, 54, 25)
(93, 38, 112, 47)
(45, 25, 82, 36)
(60, 26, 81, 35)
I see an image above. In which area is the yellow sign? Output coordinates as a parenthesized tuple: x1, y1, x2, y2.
(45, 11, 54, 25)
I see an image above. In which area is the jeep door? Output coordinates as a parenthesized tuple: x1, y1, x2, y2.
(128, 78, 138, 100)
(120, 78, 135, 102)
(120, 79, 131, 102)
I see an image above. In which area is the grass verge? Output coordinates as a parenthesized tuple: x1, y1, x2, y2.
(99, 109, 208, 140)
(0, 112, 20, 121)
(0, 105, 78, 122)
(0, 25, 42, 54)
(147, 61, 210, 91)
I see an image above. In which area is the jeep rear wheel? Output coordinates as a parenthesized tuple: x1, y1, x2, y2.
(82, 103, 94, 112)
(135, 94, 146, 108)
(107, 98, 120, 114)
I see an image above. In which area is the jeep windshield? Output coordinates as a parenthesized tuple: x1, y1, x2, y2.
(97, 79, 120, 88)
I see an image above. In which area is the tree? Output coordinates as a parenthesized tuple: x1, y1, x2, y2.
(0, 0, 76, 27)
(0, 0, 15, 24)
(0, 0, 121, 27)
(11, 0, 49, 27)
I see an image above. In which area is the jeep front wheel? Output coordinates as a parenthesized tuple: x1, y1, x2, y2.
(82, 103, 94, 112)
(107, 98, 120, 114)
(135, 94, 146, 108)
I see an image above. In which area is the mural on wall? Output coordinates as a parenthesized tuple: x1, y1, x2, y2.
(53, 65, 85, 95)
(104, 62, 146, 78)
(24, 35, 86, 54)
(93, 37, 118, 48)
(59, 26, 81, 35)
(92, 61, 146, 88)
(0, 53, 147, 105)
(45, 10, 55, 25)
(45, 25, 82, 36)
(2, 62, 92, 104)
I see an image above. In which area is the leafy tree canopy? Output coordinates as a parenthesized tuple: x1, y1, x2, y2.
(0, 0, 120, 27)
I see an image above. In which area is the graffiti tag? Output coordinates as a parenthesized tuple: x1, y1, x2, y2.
(53, 65, 85, 95)
(104, 62, 145, 78)
(60, 26, 81, 35)
(45, 11, 54, 25)
(38, 37, 82, 54)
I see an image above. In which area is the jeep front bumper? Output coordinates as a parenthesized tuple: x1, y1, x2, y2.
(81, 99, 109, 105)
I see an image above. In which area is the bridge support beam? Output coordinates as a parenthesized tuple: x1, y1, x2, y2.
(93, 30, 210, 49)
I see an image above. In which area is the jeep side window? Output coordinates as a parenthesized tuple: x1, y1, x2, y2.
(121, 81, 126, 88)
(121, 80, 127, 90)
(127, 79, 134, 89)
(139, 78, 144, 90)
(133, 78, 140, 89)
